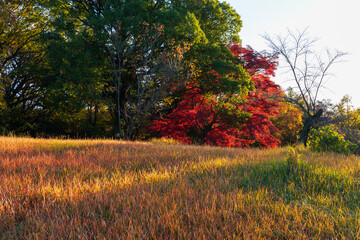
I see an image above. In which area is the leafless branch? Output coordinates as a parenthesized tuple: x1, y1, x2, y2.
(263, 28, 348, 117)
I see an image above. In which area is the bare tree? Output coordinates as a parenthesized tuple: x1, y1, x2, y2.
(263, 28, 348, 146)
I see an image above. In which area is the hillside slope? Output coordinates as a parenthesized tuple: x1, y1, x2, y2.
(1, 137, 360, 239)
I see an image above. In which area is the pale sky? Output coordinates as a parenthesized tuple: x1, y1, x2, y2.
(225, 0, 360, 107)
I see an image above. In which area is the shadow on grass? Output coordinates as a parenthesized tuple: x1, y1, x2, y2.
(184, 158, 360, 214)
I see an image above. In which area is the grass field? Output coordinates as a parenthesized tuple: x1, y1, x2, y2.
(1, 136, 360, 239)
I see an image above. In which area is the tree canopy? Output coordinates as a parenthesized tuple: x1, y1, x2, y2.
(150, 44, 282, 147)
(2, 0, 338, 149)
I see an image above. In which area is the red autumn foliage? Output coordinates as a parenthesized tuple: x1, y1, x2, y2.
(150, 43, 282, 148)
(150, 84, 253, 147)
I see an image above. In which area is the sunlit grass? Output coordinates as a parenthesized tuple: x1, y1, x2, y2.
(1, 136, 360, 239)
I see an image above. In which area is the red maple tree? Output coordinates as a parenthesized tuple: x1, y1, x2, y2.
(150, 43, 282, 148)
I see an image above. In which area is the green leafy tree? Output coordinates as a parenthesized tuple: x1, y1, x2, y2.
(45, 0, 244, 140)
(329, 95, 360, 153)
(0, 0, 48, 133)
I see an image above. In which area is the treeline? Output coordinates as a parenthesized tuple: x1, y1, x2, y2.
(0, 0, 242, 138)
(1, 0, 359, 149)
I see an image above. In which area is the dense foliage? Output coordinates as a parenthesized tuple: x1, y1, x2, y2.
(1, 0, 254, 140)
(308, 125, 357, 155)
(271, 101, 303, 145)
(151, 44, 282, 147)
(2, 0, 353, 149)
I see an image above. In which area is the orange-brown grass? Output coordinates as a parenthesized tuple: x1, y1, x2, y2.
(1, 136, 360, 239)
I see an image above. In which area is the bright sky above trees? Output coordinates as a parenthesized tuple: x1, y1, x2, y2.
(225, 0, 360, 107)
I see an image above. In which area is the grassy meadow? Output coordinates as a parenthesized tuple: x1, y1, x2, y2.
(1, 136, 360, 239)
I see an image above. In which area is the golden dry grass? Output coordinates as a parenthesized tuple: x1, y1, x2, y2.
(1, 136, 360, 239)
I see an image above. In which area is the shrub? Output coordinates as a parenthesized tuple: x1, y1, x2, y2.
(308, 125, 357, 155)
(271, 102, 303, 145)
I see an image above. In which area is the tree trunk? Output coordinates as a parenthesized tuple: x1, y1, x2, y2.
(114, 97, 121, 139)
(94, 104, 98, 125)
(188, 121, 215, 145)
(300, 109, 323, 147)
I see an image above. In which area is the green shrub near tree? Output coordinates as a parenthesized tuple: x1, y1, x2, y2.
(308, 125, 357, 155)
